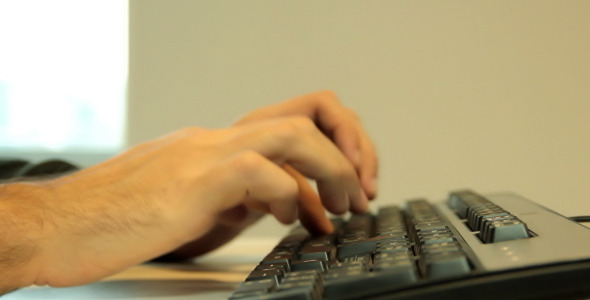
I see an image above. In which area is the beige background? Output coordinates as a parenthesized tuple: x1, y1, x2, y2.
(128, 1, 590, 237)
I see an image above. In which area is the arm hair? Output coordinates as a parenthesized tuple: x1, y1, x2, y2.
(0, 183, 47, 295)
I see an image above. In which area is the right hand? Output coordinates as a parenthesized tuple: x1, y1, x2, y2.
(28, 114, 368, 287)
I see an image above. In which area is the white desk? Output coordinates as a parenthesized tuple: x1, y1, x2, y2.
(4, 237, 278, 300)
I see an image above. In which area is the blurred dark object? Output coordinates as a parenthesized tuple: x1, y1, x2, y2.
(18, 159, 79, 177)
(0, 159, 31, 179)
(0, 158, 79, 180)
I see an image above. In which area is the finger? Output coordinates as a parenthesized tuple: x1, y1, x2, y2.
(235, 90, 340, 125)
(284, 165, 334, 234)
(198, 151, 299, 225)
(332, 123, 361, 167)
(328, 108, 378, 200)
(227, 117, 369, 215)
(358, 135, 379, 200)
(236, 91, 377, 199)
(332, 123, 378, 200)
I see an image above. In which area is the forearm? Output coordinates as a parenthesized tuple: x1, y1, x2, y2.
(0, 183, 49, 295)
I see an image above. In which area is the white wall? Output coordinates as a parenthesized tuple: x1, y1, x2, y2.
(128, 1, 590, 237)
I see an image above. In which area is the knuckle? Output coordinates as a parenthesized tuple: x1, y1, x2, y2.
(175, 126, 214, 146)
(175, 126, 210, 143)
(332, 160, 355, 181)
(179, 126, 206, 136)
(274, 116, 317, 139)
(307, 90, 340, 108)
(229, 151, 265, 175)
(315, 90, 339, 103)
(281, 178, 299, 201)
(287, 115, 316, 130)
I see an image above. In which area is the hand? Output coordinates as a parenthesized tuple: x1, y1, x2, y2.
(236, 91, 378, 230)
(166, 90, 378, 259)
(2, 91, 377, 290)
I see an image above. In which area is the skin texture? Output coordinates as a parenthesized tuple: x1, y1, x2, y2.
(0, 91, 378, 294)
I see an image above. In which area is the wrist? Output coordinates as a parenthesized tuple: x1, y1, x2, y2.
(0, 182, 57, 291)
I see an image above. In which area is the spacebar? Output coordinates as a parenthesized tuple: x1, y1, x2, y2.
(324, 269, 417, 299)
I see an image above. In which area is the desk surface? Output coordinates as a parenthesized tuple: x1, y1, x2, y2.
(4, 237, 278, 300)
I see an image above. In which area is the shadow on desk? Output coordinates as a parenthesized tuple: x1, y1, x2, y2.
(3, 237, 278, 300)
(3, 261, 250, 300)
(4, 279, 236, 300)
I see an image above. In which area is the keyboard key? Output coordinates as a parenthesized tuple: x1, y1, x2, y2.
(263, 252, 295, 267)
(291, 259, 328, 272)
(421, 251, 471, 279)
(482, 218, 530, 243)
(282, 270, 322, 283)
(374, 251, 412, 262)
(274, 270, 323, 300)
(257, 262, 291, 272)
(373, 259, 419, 284)
(337, 235, 408, 260)
(341, 253, 371, 264)
(265, 288, 318, 300)
(230, 279, 278, 300)
(229, 291, 270, 300)
(324, 266, 418, 299)
(299, 244, 336, 261)
(472, 210, 510, 231)
(375, 244, 411, 254)
(247, 268, 285, 284)
(421, 241, 461, 255)
(330, 261, 368, 272)
(448, 190, 488, 218)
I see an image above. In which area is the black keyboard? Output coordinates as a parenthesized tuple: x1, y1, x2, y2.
(229, 190, 590, 300)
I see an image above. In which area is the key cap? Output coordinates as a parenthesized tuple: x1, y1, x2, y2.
(329, 261, 368, 272)
(448, 190, 490, 218)
(324, 264, 418, 299)
(230, 279, 277, 299)
(421, 241, 461, 255)
(229, 291, 269, 300)
(376, 244, 411, 254)
(483, 218, 529, 243)
(337, 235, 408, 259)
(421, 250, 471, 279)
(414, 222, 447, 232)
(374, 251, 412, 262)
(342, 253, 371, 264)
(373, 257, 419, 284)
(267, 286, 317, 300)
(291, 259, 328, 271)
(236, 272, 321, 300)
(273, 270, 323, 300)
(299, 244, 336, 261)
(256, 262, 291, 272)
(282, 270, 322, 282)
(472, 210, 510, 231)
(247, 268, 285, 285)
(263, 252, 295, 267)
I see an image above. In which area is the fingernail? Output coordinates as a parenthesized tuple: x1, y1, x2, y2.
(352, 189, 369, 213)
(361, 191, 370, 211)
(365, 177, 378, 199)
